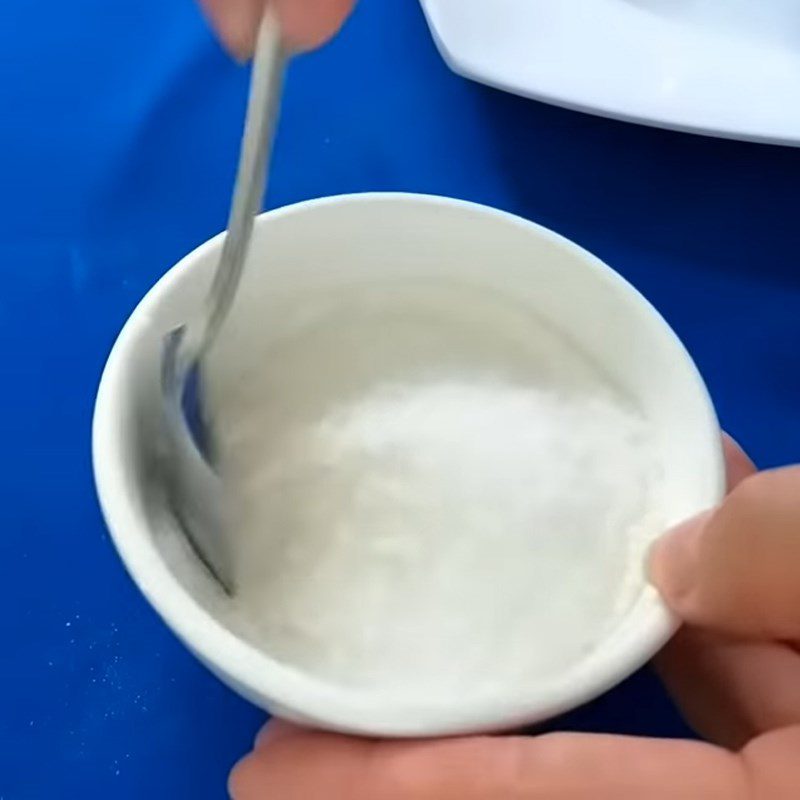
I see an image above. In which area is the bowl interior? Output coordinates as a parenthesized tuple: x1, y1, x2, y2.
(93, 193, 724, 736)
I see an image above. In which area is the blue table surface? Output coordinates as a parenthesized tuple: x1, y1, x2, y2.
(2, 0, 800, 796)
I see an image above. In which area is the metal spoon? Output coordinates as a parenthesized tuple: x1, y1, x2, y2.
(161, 12, 286, 593)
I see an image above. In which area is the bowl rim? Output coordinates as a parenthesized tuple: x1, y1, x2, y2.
(92, 191, 724, 737)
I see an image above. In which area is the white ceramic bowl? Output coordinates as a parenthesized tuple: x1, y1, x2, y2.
(93, 193, 724, 737)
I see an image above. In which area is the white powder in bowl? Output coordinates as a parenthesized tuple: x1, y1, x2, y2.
(210, 284, 663, 701)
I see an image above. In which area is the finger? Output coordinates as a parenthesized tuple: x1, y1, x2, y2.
(229, 726, 800, 799)
(198, 0, 262, 60)
(657, 627, 800, 749)
(654, 434, 789, 749)
(199, 0, 354, 58)
(655, 433, 756, 592)
(253, 720, 303, 749)
(721, 433, 756, 491)
(742, 727, 800, 798)
(650, 466, 800, 641)
(272, 0, 355, 50)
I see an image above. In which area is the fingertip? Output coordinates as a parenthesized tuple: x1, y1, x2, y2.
(254, 720, 301, 749)
(272, 0, 355, 51)
(253, 722, 272, 749)
(228, 750, 260, 800)
(198, 0, 262, 60)
(649, 432, 753, 613)
(649, 513, 711, 610)
(722, 433, 757, 491)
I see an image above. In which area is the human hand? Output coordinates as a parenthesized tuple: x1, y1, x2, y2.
(230, 436, 800, 798)
(199, 0, 355, 58)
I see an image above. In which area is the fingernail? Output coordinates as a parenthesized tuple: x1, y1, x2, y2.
(648, 512, 710, 606)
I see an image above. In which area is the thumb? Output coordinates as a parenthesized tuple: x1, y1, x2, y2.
(231, 722, 800, 799)
(650, 466, 800, 642)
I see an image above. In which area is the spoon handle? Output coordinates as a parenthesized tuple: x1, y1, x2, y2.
(194, 11, 286, 359)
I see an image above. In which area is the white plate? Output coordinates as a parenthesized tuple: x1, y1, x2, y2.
(420, 0, 800, 146)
